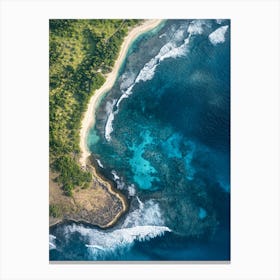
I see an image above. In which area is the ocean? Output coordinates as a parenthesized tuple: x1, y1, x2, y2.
(50, 19, 230, 261)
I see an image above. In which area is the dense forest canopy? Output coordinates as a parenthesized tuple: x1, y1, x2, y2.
(49, 19, 141, 196)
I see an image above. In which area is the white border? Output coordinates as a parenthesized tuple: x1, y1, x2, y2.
(1, 0, 279, 279)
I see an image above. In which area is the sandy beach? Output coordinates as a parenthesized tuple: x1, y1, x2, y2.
(79, 19, 163, 167)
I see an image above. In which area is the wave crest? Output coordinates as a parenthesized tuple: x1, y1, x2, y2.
(49, 234, 56, 250)
(104, 23, 193, 141)
(208, 25, 229, 45)
(104, 99, 117, 141)
(96, 159, 104, 168)
(84, 225, 171, 260)
(62, 198, 170, 260)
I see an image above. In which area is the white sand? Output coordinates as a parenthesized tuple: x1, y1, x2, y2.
(79, 19, 163, 167)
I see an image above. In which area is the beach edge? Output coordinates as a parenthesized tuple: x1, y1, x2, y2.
(79, 19, 163, 167)
(76, 19, 163, 228)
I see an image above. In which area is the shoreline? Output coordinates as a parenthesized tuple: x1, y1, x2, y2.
(87, 162, 129, 228)
(79, 19, 163, 167)
(75, 19, 163, 229)
(49, 20, 164, 230)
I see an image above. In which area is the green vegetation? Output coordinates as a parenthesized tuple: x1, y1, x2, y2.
(49, 19, 141, 195)
(52, 155, 92, 196)
(49, 204, 62, 218)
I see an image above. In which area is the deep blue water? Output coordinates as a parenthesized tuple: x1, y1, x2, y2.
(50, 19, 230, 261)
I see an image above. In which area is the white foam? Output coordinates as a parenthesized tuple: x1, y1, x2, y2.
(111, 171, 128, 191)
(85, 244, 105, 251)
(187, 20, 205, 35)
(104, 112, 114, 141)
(85, 225, 171, 259)
(116, 179, 125, 190)
(139, 33, 189, 79)
(96, 159, 104, 168)
(64, 199, 170, 260)
(104, 99, 117, 141)
(136, 196, 144, 208)
(173, 28, 185, 41)
(134, 24, 191, 83)
(208, 25, 229, 45)
(127, 184, 136, 197)
(119, 71, 136, 91)
(117, 29, 190, 107)
(111, 170, 120, 180)
(172, 22, 189, 40)
(122, 198, 164, 228)
(105, 99, 116, 114)
(105, 23, 192, 141)
(135, 58, 158, 83)
(116, 85, 133, 107)
(159, 38, 190, 61)
(49, 234, 56, 250)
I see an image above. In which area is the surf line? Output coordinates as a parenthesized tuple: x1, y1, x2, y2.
(78, 20, 164, 229)
(79, 19, 163, 167)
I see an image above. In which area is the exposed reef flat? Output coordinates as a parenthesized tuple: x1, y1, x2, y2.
(49, 167, 127, 228)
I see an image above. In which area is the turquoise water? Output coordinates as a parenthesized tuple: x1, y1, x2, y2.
(128, 131, 159, 190)
(50, 19, 230, 261)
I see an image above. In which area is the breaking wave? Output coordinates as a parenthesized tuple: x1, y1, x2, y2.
(119, 26, 192, 101)
(104, 21, 206, 142)
(104, 112, 115, 141)
(111, 170, 136, 196)
(111, 170, 120, 180)
(83, 225, 170, 260)
(104, 99, 117, 141)
(62, 198, 170, 260)
(208, 25, 229, 45)
(122, 197, 164, 227)
(96, 159, 104, 168)
(49, 234, 56, 250)
(187, 20, 205, 35)
(127, 184, 136, 196)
